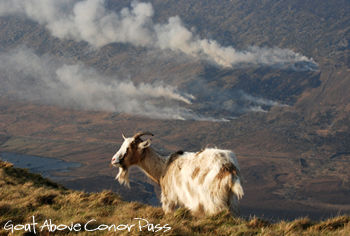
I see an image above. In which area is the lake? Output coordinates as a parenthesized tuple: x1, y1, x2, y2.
(0, 152, 81, 180)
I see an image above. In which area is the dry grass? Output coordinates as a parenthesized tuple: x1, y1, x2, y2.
(0, 159, 349, 235)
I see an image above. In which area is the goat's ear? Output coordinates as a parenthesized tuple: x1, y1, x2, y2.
(122, 134, 126, 140)
(139, 139, 151, 149)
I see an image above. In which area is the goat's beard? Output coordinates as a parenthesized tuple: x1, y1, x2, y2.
(116, 167, 130, 188)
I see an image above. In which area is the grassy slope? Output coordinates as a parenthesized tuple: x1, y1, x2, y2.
(0, 160, 349, 235)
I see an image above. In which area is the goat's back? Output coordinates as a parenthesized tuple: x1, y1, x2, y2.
(160, 148, 243, 216)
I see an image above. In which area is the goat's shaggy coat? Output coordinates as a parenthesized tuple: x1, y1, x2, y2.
(111, 132, 244, 216)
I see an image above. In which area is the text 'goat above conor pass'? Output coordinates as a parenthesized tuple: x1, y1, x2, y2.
(110, 132, 244, 216)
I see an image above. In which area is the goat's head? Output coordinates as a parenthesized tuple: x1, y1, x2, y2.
(111, 132, 153, 187)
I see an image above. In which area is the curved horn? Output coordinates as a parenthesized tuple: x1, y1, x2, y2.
(133, 132, 154, 140)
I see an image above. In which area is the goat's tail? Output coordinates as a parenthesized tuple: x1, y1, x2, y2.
(232, 177, 244, 200)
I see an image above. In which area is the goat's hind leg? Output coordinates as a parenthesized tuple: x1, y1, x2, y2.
(229, 193, 241, 217)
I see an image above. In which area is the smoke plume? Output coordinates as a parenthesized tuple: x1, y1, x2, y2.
(0, 0, 318, 70)
(0, 47, 287, 121)
(0, 47, 206, 120)
(0, 1, 310, 120)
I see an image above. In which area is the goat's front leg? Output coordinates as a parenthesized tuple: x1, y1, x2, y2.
(161, 196, 176, 214)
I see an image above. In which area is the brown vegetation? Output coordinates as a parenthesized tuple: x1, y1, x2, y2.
(1, 160, 349, 235)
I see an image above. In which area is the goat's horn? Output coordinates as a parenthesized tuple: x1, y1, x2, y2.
(133, 132, 154, 139)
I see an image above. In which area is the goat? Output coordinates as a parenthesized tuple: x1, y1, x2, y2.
(110, 132, 244, 216)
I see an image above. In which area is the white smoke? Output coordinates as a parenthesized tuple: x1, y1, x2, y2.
(0, 47, 287, 121)
(0, 47, 213, 120)
(248, 106, 268, 113)
(192, 87, 288, 115)
(0, 0, 318, 70)
(240, 91, 288, 107)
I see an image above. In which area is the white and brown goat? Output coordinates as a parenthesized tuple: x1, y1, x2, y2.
(110, 132, 244, 216)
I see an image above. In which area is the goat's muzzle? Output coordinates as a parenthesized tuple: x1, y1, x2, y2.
(110, 162, 121, 168)
(111, 156, 121, 168)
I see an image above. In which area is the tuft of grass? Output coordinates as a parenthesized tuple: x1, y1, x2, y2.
(246, 217, 271, 229)
(284, 217, 314, 233)
(0, 159, 349, 235)
(312, 215, 350, 231)
(173, 208, 192, 220)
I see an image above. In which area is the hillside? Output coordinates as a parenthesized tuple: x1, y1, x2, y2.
(1, 160, 349, 235)
(0, 0, 349, 155)
(0, 0, 349, 220)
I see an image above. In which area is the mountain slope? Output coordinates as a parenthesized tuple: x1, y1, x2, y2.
(1, 159, 349, 235)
